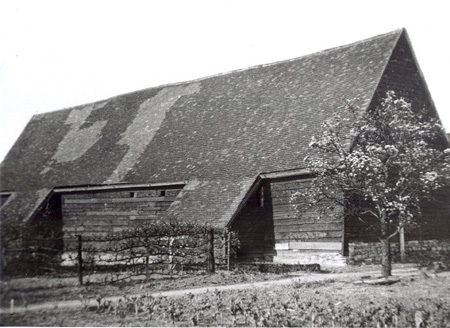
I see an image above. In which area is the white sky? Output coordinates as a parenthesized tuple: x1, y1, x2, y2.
(0, 0, 449, 162)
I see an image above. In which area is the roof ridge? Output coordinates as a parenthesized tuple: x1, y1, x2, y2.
(2, 27, 414, 225)
(32, 28, 404, 118)
(257, 28, 404, 68)
(109, 28, 405, 97)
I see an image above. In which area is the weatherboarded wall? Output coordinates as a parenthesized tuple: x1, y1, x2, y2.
(371, 32, 434, 113)
(231, 182, 275, 262)
(413, 187, 450, 240)
(61, 187, 182, 242)
(232, 176, 345, 266)
(270, 177, 343, 245)
(270, 176, 345, 266)
(344, 187, 450, 253)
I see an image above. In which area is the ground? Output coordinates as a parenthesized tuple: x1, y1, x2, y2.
(1, 265, 450, 327)
(0, 270, 286, 307)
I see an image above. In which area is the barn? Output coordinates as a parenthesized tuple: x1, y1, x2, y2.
(1, 28, 449, 267)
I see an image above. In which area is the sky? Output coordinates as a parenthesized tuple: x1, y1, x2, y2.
(0, 0, 449, 162)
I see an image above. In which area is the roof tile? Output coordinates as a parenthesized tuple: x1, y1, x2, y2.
(1, 29, 404, 225)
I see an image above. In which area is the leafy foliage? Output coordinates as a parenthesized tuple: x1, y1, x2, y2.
(79, 279, 450, 327)
(4, 268, 450, 327)
(292, 91, 450, 276)
(1, 217, 240, 279)
(0, 220, 64, 275)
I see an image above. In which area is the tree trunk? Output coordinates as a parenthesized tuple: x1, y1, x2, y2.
(380, 211, 391, 278)
(399, 226, 406, 262)
(380, 237, 391, 278)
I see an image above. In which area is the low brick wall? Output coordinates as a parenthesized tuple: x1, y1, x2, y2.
(348, 239, 450, 265)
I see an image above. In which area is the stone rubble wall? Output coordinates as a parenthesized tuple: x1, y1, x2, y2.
(348, 239, 450, 265)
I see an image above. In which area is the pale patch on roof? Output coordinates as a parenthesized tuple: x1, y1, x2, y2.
(1, 30, 407, 226)
(24, 188, 52, 222)
(167, 179, 203, 209)
(0, 192, 15, 209)
(183, 178, 201, 191)
(41, 101, 108, 174)
(220, 177, 255, 224)
(106, 83, 201, 183)
(162, 178, 257, 227)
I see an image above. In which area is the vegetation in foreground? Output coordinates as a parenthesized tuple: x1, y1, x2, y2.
(0, 269, 287, 308)
(295, 91, 450, 277)
(3, 272, 450, 327)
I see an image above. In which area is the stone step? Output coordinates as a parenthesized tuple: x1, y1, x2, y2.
(274, 250, 347, 267)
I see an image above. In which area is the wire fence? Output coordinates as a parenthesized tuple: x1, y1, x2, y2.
(1, 219, 239, 284)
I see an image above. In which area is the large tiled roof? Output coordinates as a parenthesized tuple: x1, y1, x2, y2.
(1, 29, 405, 226)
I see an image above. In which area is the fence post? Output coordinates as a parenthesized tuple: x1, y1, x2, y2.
(208, 228, 215, 273)
(77, 235, 83, 286)
(145, 255, 149, 280)
(227, 231, 231, 271)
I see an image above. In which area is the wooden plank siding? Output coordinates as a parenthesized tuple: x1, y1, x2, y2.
(270, 176, 344, 246)
(344, 186, 450, 255)
(268, 176, 346, 266)
(342, 33, 450, 251)
(61, 187, 182, 238)
(413, 187, 450, 240)
(230, 175, 345, 264)
(230, 181, 275, 262)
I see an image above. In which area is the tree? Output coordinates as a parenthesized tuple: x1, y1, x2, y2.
(293, 91, 450, 278)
